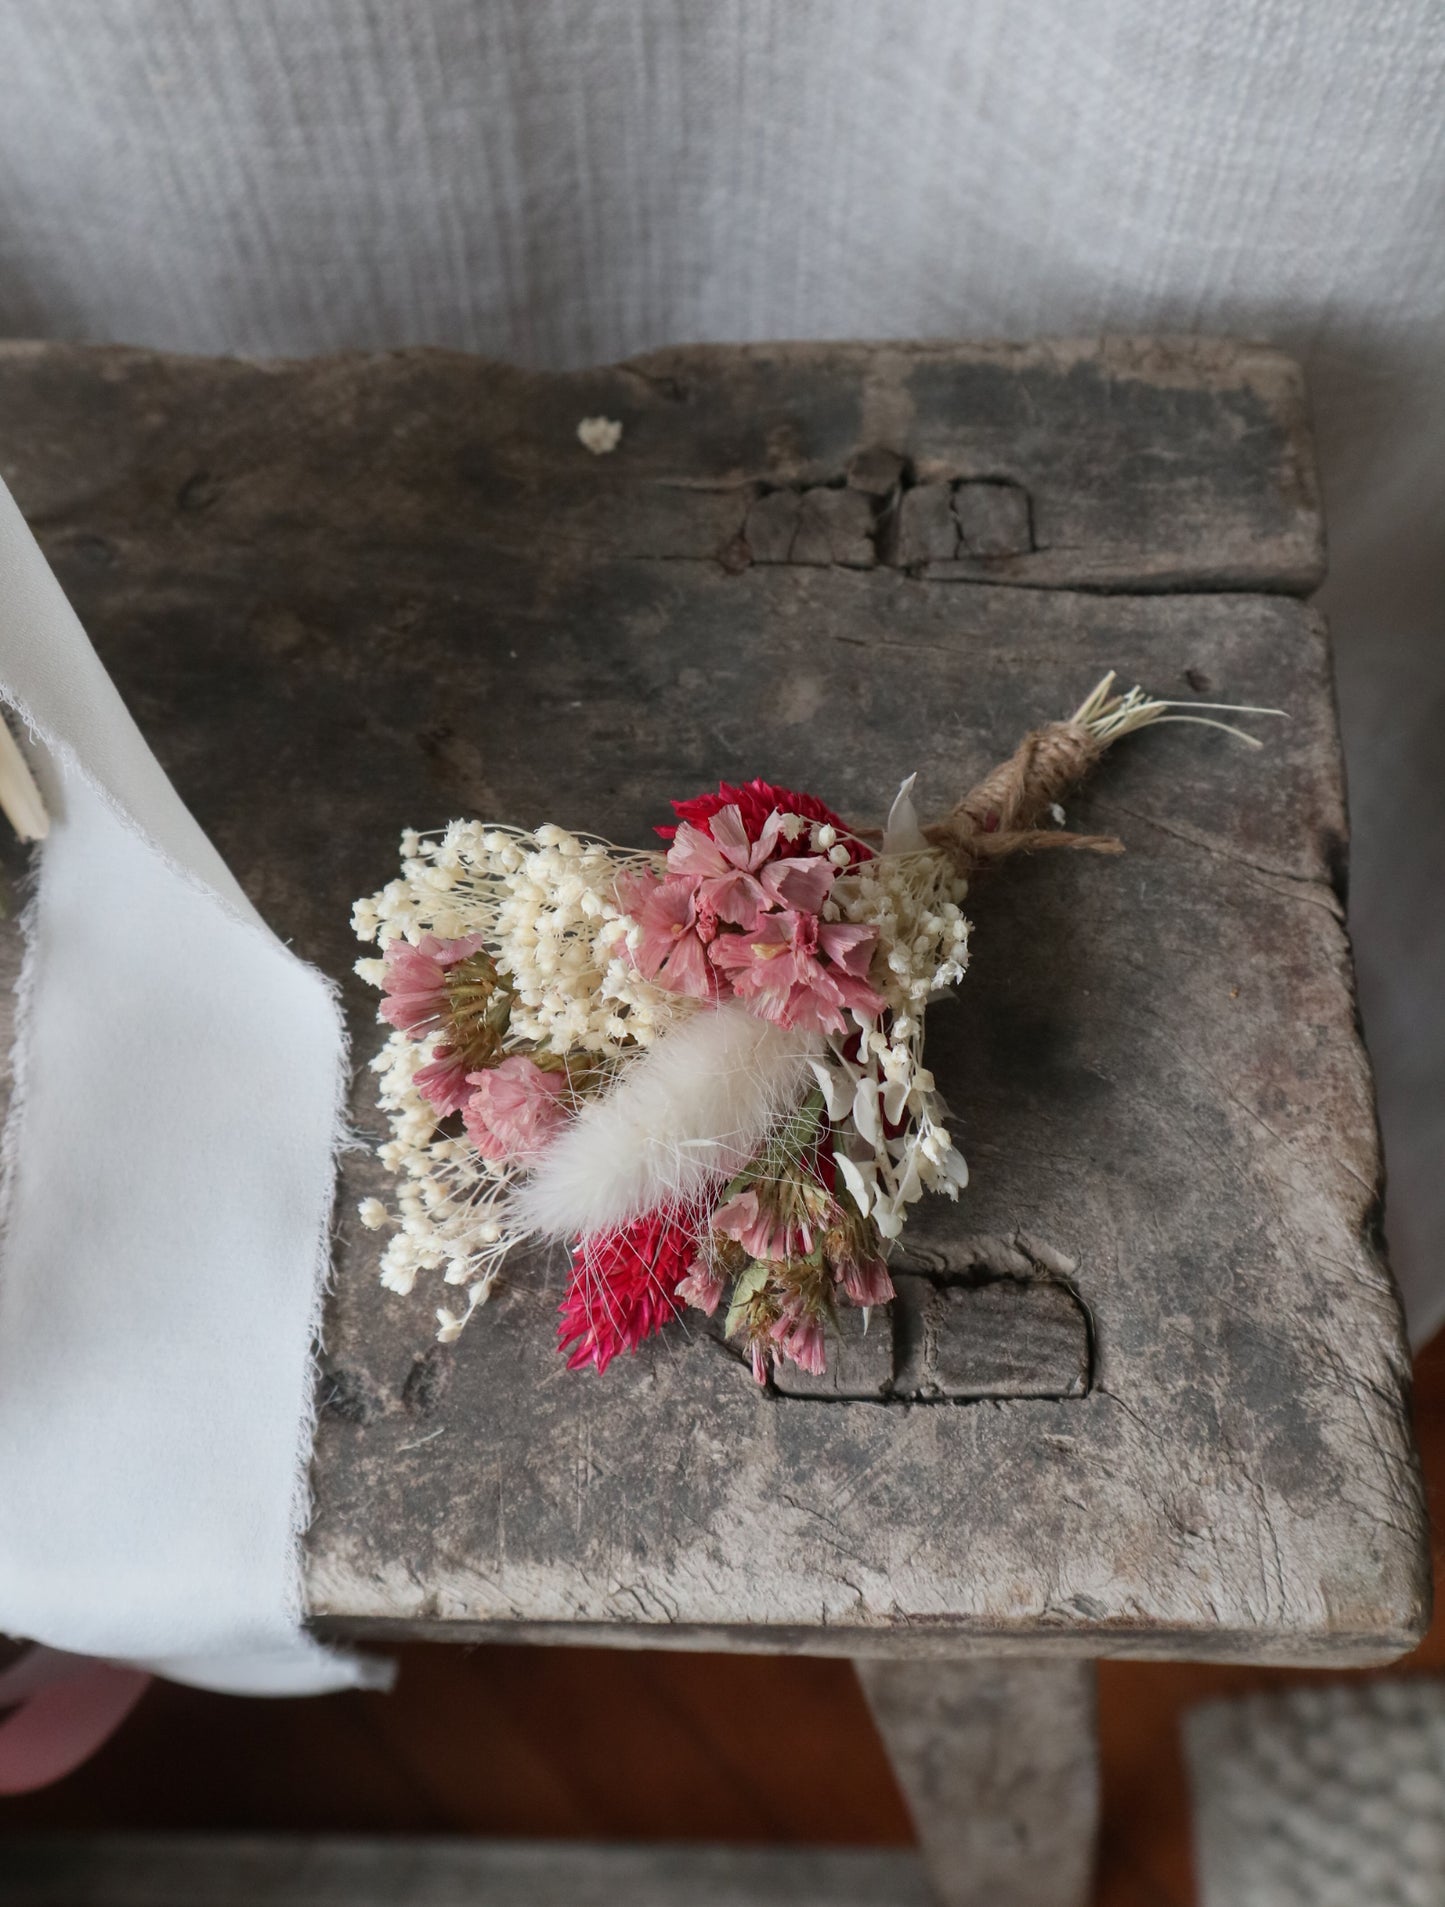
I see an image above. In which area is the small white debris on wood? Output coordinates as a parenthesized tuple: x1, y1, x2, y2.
(577, 416, 623, 456)
(1049, 802, 1066, 826)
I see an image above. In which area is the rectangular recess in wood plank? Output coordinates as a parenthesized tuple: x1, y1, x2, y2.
(769, 1276, 1090, 1401)
(890, 1277, 1090, 1401)
(0, 340, 1423, 1669)
(0, 335, 1321, 595)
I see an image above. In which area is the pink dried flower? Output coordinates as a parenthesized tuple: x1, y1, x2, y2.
(659, 780, 872, 868)
(379, 933, 486, 1038)
(462, 1056, 570, 1162)
(615, 869, 719, 999)
(664, 805, 785, 928)
(675, 1256, 726, 1316)
(749, 1339, 772, 1386)
(707, 910, 885, 1034)
(413, 1047, 476, 1116)
(820, 1186, 894, 1306)
(770, 1305, 827, 1375)
(758, 853, 836, 914)
(714, 1185, 817, 1262)
(837, 1253, 895, 1308)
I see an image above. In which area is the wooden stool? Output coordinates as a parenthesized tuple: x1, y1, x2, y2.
(0, 337, 1427, 1907)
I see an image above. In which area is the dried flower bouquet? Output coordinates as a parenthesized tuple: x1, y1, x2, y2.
(353, 676, 1270, 1379)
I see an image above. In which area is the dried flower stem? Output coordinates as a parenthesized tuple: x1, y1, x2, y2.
(924, 672, 1283, 870)
(0, 718, 48, 842)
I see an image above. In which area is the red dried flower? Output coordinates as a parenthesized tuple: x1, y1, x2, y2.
(659, 779, 871, 863)
(557, 1210, 699, 1373)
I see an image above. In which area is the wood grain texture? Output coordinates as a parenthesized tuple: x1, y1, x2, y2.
(0, 339, 1422, 1669)
(0, 1835, 931, 1906)
(0, 336, 1320, 595)
(859, 1658, 1098, 1907)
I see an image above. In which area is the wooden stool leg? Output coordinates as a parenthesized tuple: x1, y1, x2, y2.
(856, 1657, 1099, 1907)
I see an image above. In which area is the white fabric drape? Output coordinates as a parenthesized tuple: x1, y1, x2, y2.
(0, 2, 1438, 1360)
(0, 482, 375, 1693)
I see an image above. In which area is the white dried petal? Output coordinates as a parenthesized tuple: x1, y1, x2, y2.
(836, 1152, 875, 1214)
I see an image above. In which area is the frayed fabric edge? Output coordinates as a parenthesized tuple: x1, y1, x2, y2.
(0, 704, 387, 1696)
(284, 961, 396, 1695)
(0, 871, 42, 1335)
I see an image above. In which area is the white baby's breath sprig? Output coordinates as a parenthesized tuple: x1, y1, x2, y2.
(358, 818, 686, 1055)
(352, 819, 698, 1326)
(816, 834, 973, 1235)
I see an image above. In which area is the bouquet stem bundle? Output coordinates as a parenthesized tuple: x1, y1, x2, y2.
(926, 674, 1269, 869)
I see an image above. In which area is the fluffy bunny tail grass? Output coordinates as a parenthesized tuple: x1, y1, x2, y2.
(511, 1003, 821, 1240)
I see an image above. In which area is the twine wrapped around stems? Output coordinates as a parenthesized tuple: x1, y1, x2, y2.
(923, 673, 1281, 872)
(924, 718, 1118, 867)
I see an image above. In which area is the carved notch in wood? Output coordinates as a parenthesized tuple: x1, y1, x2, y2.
(768, 1269, 1091, 1404)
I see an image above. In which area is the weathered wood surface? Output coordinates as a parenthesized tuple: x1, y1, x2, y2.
(0, 1836, 931, 1906)
(858, 1658, 1098, 1907)
(0, 339, 1425, 1667)
(0, 336, 1320, 595)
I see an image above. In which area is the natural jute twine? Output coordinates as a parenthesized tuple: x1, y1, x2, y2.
(924, 719, 1123, 870)
(921, 670, 1285, 871)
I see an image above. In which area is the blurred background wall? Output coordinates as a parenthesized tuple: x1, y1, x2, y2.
(1, 0, 1440, 1328)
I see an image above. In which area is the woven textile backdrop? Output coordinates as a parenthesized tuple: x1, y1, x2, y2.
(0, 0, 1441, 1331)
